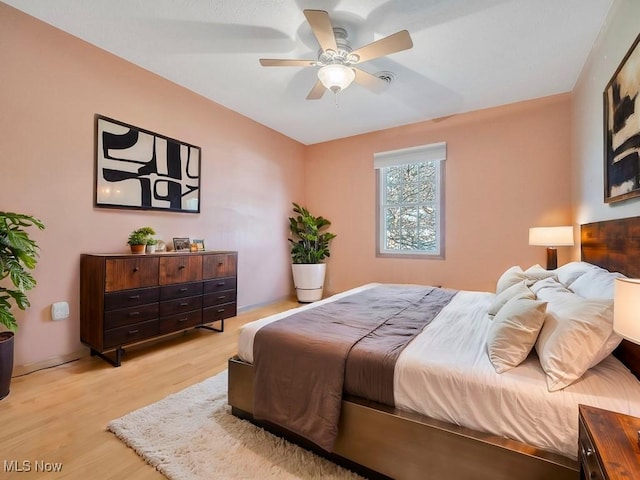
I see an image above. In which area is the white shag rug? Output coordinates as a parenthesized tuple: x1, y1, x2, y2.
(108, 370, 363, 480)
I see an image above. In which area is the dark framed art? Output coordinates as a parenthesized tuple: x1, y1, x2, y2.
(173, 237, 190, 251)
(604, 33, 640, 204)
(95, 115, 201, 212)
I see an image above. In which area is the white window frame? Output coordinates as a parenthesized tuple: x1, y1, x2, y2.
(374, 142, 446, 259)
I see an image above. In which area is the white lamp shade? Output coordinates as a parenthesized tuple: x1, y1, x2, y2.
(614, 278, 640, 344)
(317, 64, 355, 93)
(528, 226, 574, 246)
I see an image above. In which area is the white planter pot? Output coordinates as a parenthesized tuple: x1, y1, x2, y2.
(291, 263, 326, 303)
(146, 244, 157, 254)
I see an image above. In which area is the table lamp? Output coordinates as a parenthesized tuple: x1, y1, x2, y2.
(614, 277, 640, 444)
(528, 226, 574, 270)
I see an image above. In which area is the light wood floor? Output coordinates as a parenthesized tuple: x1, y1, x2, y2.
(0, 299, 298, 479)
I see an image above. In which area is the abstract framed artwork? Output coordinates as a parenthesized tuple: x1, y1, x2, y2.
(603, 33, 640, 204)
(95, 115, 201, 212)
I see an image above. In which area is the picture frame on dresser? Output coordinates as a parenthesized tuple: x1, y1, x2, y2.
(603, 32, 640, 203)
(173, 237, 190, 251)
(193, 239, 205, 251)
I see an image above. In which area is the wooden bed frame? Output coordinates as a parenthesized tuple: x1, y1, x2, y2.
(227, 216, 640, 480)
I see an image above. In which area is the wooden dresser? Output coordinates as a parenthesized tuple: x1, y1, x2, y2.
(80, 251, 237, 366)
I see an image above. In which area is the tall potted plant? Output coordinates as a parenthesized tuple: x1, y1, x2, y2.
(0, 212, 44, 400)
(288, 203, 336, 302)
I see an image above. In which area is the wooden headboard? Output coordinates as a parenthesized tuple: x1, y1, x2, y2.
(581, 216, 640, 379)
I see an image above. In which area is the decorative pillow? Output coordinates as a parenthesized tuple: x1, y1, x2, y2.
(488, 280, 535, 316)
(487, 294, 547, 373)
(555, 262, 601, 287)
(496, 266, 526, 294)
(530, 276, 573, 297)
(570, 268, 626, 300)
(534, 291, 620, 391)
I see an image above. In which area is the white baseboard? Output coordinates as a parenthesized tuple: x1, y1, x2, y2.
(12, 349, 88, 377)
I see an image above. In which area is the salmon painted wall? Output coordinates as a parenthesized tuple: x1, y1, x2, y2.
(305, 95, 573, 294)
(0, 4, 305, 368)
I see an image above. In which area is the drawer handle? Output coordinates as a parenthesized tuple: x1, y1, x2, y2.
(128, 329, 139, 335)
(128, 295, 140, 300)
(180, 302, 189, 307)
(179, 264, 186, 270)
(178, 318, 188, 323)
(179, 287, 188, 292)
(217, 308, 225, 313)
(217, 295, 226, 300)
(128, 311, 140, 317)
(217, 282, 225, 287)
(133, 267, 139, 272)
(218, 262, 224, 266)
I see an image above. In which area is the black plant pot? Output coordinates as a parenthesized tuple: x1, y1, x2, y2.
(0, 332, 14, 400)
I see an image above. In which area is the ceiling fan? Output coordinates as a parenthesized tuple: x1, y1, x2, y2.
(259, 9, 413, 100)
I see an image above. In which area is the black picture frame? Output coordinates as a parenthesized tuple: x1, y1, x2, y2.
(95, 115, 201, 212)
(603, 33, 640, 204)
(173, 237, 191, 251)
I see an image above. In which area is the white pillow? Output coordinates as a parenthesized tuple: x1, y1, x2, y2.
(496, 266, 526, 294)
(555, 262, 601, 287)
(496, 265, 555, 294)
(487, 295, 547, 373)
(534, 290, 620, 391)
(488, 280, 534, 316)
(530, 276, 573, 297)
(569, 269, 626, 299)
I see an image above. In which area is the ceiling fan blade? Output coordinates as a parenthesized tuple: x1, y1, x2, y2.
(304, 9, 337, 53)
(353, 68, 388, 93)
(260, 59, 316, 67)
(350, 30, 413, 64)
(306, 79, 326, 100)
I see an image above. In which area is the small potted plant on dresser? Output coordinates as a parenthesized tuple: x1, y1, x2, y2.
(288, 203, 336, 303)
(0, 211, 44, 400)
(127, 226, 156, 254)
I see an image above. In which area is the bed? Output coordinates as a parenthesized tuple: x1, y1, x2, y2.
(227, 216, 640, 480)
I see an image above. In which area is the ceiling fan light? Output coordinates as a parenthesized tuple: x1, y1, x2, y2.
(317, 64, 355, 93)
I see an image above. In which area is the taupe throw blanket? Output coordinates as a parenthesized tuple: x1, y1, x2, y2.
(253, 285, 457, 451)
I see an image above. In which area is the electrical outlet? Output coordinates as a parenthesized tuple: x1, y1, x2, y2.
(51, 301, 69, 321)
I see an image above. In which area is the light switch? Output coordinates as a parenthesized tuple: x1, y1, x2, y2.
(51, 302, 69, 321)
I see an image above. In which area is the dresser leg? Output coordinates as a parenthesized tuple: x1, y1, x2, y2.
(198, 319, 224, 333)
(90, 347, 124, 367)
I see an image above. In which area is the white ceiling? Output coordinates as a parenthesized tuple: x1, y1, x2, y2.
(5, 0, 614, 145)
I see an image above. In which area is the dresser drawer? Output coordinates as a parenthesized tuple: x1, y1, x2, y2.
(203, 290, 236, 308)
(105, 257, 159, 292)
(159, 310, 202, 335)
(203, 277, 237, 294)
(104, 287, 159, 311)
(104, 303, 159, 329)
(203, 253, 237, 279)
(159, 255, 203, 285)
(579, 416, 605, 480)
(203, 302, 237, 323)
(160, 295, 203, 317)
(104, 319, 159, 348)
(160, 281, 203, 300)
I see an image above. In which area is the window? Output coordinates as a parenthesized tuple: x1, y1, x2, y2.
(374, 142, 446, 258)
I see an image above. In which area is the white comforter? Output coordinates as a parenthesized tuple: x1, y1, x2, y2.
(238, 284, 640, 459)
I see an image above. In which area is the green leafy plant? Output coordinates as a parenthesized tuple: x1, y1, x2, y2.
(127, 226, 156, 246)
(288, 203, 336, 264)
(0, 212, 45, 332)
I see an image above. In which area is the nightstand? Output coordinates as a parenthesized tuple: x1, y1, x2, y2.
(578, 404, 640, 479)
